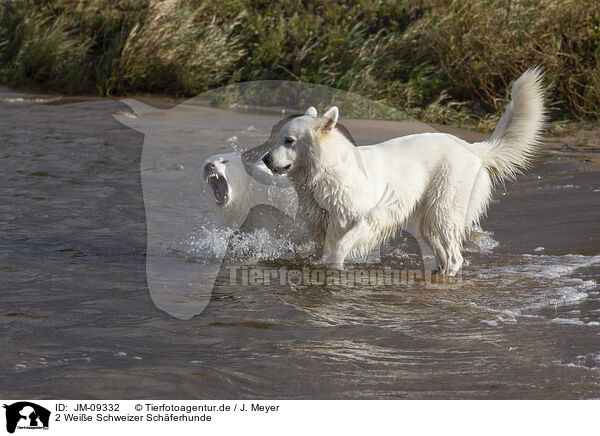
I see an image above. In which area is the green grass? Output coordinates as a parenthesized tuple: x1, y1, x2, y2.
(1, 0, 599, 124)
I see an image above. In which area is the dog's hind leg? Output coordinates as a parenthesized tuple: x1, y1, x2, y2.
(325, 219, 371, 268)
(419, 231, 448, 274)
(419, 162, 472, 276)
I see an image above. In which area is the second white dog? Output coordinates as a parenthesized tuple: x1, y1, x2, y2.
(262, 68, 545, 275)
(203, 152, 297, 227)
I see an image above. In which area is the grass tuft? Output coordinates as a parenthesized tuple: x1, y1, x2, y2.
(1, 0, 599, 123)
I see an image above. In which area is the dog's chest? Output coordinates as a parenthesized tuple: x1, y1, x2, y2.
(310, 173, 364, 227)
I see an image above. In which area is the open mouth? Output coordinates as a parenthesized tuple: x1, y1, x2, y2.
(204, 164, 229, 206)
(272, 164, 291, 175)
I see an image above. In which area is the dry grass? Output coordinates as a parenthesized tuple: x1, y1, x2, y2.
(1, 0, 599, 123)
(115, 1, 246, 95)
(408, 0, 600, 120)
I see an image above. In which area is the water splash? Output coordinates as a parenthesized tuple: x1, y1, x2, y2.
(465, 225, 500, 253)
(175, 224, 315, 262)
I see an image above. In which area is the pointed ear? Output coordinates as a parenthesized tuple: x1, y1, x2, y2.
(305, 106, 317, 117)
(320, 106, 338, 131)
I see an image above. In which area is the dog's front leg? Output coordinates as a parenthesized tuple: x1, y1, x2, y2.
(320, 222, 336, 263)
(325, 219, 370, 269)
(319, 231, 335, 263)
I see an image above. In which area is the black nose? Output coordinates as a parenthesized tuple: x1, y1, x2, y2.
(262, 153, 273, 169)
(204, 162, 216, 173)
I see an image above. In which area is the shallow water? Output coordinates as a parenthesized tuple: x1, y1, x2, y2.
(1, 88, 599, 399)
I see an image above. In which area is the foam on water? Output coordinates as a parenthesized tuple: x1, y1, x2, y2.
(554, 184, 579, 189)
(554, 353, 600, 371)
(466, 253, 600, 324)
(1, 96, 62, 104)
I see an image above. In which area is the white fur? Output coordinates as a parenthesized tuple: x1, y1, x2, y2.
(203, 152, 297, 227)
(262, 68, 545, 274)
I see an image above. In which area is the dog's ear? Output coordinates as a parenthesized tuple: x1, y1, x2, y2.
(320, 106, 338, 131)
(305, 106, 317, 117)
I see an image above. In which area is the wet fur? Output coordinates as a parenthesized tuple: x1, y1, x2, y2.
(263, 69, 545, 274)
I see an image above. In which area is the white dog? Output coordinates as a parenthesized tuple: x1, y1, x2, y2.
(203, 151, 297, 227)
(262, 68, 545, 275)
(203, 116, 364, 228)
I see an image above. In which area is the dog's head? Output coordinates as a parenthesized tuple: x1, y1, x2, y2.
(262, 106, 343, 177)
(203, 152, 247, 208)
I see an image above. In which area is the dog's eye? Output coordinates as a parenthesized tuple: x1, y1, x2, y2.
(285, 137, 295, 145)
(221, 160, 229, 164)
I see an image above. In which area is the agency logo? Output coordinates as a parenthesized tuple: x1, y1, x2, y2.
(3, 402, 50, 434)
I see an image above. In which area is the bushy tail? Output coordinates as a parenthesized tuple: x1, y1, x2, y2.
(475, 67, 545, 184)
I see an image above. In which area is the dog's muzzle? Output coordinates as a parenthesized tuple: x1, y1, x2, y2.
(203, 162, 229, 207)
(262, 153, 291, 175)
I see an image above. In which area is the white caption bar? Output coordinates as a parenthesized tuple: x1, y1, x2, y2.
(0, 400, 596, 435)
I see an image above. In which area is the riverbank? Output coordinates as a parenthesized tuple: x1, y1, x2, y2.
(1, 0, 599, 125)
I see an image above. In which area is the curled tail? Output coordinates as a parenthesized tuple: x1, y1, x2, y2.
(475, 67, 546, 184)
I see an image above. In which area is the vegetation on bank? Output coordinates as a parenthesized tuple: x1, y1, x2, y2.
(0, 0, 599, 126)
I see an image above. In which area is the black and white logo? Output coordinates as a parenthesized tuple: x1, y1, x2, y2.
(3, 402, 50, 434)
